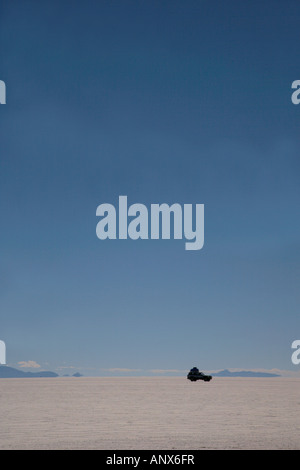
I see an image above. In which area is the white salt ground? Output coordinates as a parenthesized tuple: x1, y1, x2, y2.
(0, 377, 299, 450)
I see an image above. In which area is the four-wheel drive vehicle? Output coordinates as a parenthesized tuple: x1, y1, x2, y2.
(187, 367, 212, 382)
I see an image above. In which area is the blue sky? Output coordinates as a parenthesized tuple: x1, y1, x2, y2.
(1, 0, 300, 376)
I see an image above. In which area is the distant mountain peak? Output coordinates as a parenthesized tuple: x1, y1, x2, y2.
(0, 365, 58, 378)
(211, 369, 280, 377)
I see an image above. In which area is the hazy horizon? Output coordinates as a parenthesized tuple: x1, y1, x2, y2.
(2, 362, 300, 379)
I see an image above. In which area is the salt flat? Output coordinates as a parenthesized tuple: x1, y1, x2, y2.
(0, 377, 299, 450)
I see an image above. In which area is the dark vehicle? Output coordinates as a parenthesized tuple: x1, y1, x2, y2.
(187, 367, 212, 382)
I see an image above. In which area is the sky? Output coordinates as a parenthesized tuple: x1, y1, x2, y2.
(0, 0, 300, 376)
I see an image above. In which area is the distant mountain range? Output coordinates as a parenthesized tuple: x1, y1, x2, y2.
(0, 366, 280, 378)
(0, 366, 59, 378)
(211, 369, 280, 377)
(0, 366, 83, 378)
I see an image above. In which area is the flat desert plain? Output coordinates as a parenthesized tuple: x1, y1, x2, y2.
(0, 377, 299, 450)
